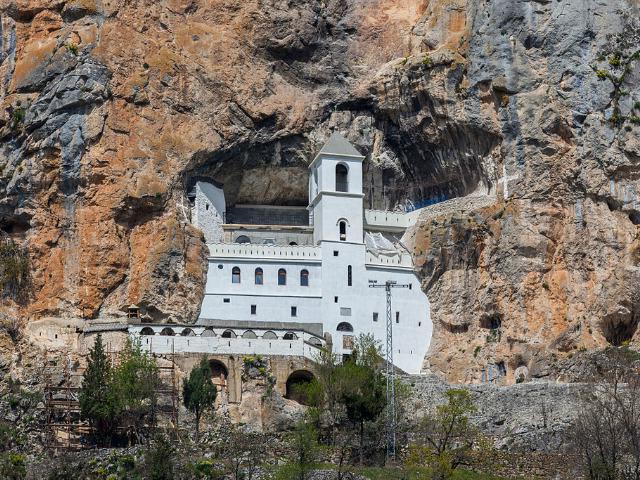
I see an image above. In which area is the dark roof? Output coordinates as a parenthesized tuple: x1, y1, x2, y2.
(319, 132, 363, 157)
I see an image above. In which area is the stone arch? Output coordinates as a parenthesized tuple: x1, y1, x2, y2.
(180, 328, 196, 336)
(283, 331, 297, 340)
(201, 327, 215, 337)
(285, 370, 315, 405)
(308, 336, 322, 347)
(208, 359, 229, 395)
(514, 365, 529, 384)
(242, 330, 257, 339)
(263, 331, 278, 339)
(236, 235, 250, 244)
(221, 330, 237, 338)
(140, 327, 155, 336)
(160, 327, 175, 336)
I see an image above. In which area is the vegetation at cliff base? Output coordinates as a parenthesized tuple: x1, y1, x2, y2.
(183, 358, 217, 442)
(80, 334, 159, 446)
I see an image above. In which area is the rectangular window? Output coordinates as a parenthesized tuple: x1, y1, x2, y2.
(396, 311, 400, 323)
(373, 312, 378, 322)
(340, 307, 351, 316)
(223, 298, 230, 303)
(333, 250, 339, 256)
(251, 305, 256, 315)
(291, 306, 297, 317)
(334, 296, 338, 303)
(418, 321, 422, 327)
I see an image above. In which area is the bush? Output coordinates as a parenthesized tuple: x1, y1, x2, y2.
(188, 458, 224, 479)
(0, 421, 17, 451)
(0, 452, 26, 480)
(144, 435, 175, 480)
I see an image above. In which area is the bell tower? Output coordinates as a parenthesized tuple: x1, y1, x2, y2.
(308, 132, 365, 244)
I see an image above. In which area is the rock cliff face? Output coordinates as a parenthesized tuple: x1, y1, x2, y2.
(0, 0, 638, 382)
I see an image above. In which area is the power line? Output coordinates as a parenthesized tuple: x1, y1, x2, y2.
(369, 279, 411, 462)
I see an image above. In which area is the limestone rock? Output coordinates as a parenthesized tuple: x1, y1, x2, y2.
(0, 0, 637, 385)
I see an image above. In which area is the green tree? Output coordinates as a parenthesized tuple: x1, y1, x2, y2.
(288, 420, 320, 480)
(183, 358, 217, 442)
(79, 333, 116, 445)
(408, 389, 491, 480)
(222, 424, 267, 480)
(111, 338, 159, 445)
(339, 335, 386, 465)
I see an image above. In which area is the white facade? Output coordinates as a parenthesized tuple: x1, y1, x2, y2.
(192, 133, 432, 373)
(193, 181, 226, 243)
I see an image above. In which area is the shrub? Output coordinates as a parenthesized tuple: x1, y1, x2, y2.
(144, 435, 175, 480)
(65, 43, 79, 55)
(189, 458, 224, 479)
(0, 452, 26, 480)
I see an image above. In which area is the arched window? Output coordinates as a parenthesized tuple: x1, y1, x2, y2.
(180, 328, 195, 336)
(289, 241, 298, 246)
(339, 221, 346, 241)
(160, 327, 175, 336)
(278, 268, 287, 285)
(255, 267, 263, 285)
(221, 330, 236, 338)
(236, 235, 250, 244)
(347, 265, 352, 286)
(300, 269, 309, 287)
(283, 332, 298, 340)
(337, 322, 353, 332)
(140, 327, 155, 336)
(336, 164, 348, 192)
(263, 331, 278, 339)
(232, 266, 241, 284)
(242, 330, 257, 339)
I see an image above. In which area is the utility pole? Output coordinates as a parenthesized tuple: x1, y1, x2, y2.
(369, 279, 411, 462)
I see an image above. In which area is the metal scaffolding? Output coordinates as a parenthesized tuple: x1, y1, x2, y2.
(369, 279, 411, 462)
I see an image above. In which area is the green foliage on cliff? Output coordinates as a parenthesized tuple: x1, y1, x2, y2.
(592, 11, 640, 126)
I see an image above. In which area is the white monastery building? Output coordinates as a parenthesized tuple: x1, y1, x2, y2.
(132, 133, 433, 374)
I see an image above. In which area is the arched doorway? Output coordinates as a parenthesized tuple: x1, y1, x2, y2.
(208, 359, 229, 404)
(285, 370, 315, 405)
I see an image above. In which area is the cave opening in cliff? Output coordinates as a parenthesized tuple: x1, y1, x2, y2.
(480, 315, 502, 330)
(184, 136, 312, 212)
(285, 369, 315, 405)
(363, 117, 500, 212)
(601, 314, 639, 347)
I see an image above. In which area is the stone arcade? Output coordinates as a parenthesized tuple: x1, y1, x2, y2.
(131, 133, 433, 375)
